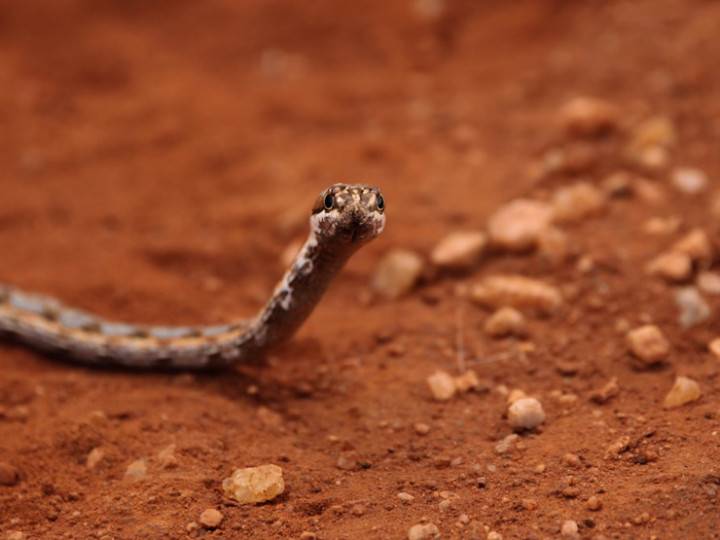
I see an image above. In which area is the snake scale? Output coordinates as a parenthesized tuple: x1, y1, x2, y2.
(0, 184, 385, 369)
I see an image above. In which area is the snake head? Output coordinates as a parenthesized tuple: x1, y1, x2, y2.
(311, 184, 385, 248)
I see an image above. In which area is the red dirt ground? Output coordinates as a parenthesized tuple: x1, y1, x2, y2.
(2, 1, 720, 538)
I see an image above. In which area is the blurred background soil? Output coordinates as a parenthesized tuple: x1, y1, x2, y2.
(1, 0, 720, 538)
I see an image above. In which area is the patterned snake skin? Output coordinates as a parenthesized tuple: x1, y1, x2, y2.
(0, 184, 385, 369)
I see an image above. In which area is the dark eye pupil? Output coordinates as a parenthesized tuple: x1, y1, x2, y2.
(324, 193, 334, 210)
(377, 194, 385, 210)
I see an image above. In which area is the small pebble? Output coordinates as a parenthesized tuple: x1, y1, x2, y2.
(222, 464, 285, 504)
(495, 433, 520, 454)
(125, 459, 147, 479)
(414, 423, 431, 435)
(708, 338, 720, 359)
(0, 461, 18, 486)
(521, 498, 538, 510)
(562, 453, 582, 468)
(697, 272, 720, 295)
(551, 182, 606, 223)
(427, 370, 457, 401)
(299, 533, 317, 540)
(470, 275, 563, 315)
(484, 307, 528, 338)
(633, 178, 667, 204)
(672, 167, 708, 195)
(663, 376, 701, 409)
(604, 435, 630, 459)
(158, 444, 179, 469)
(674, 286, 711, 329)
(438, 499, 451, 511)
(454, 369, 481, 393)
(645, 251, 693, 282)
(6, 532, 25, 540)
(559, 97, 618, 136)
(199, 508, 223, 529)
(372, 249, 425, 299)
(86, 447, 104, 469)
(407, 522, 440, 540)
(626, 325, 670, 365)
(506, 389, 528, 405)
(336, 453, 358, 471)
(643, 216, 682, 235)
(351, 504, 365, 516)
(672, 228, 713, 262)
(507, 397, 545, 430)
(487, 532, 503, 540)
(626, 116, 675, 171)
(586, 495, 603, 511)
(487, 199, 553, 251)
(590, 377, 620, 404)
(430, 231, 487, 270)
(397, 492, 415, 503)
(537, 226, 569, 265)
(602, 171, 633, 197)
(560, 519, 579, 538)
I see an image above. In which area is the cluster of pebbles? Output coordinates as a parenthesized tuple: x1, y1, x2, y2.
(372, 96, 714, 440)
(384, 97, 716, 538)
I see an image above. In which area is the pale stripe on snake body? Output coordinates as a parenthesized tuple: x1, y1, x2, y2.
(0, 184, 385, 369)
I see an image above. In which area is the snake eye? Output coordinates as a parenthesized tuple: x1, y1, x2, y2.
(323, 193, 334, 210)
(376, 194, 385, 211)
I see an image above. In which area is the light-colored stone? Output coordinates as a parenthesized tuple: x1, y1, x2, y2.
(552, 182, 606, 223)
(604, 435, 630, 459)
(495, 433, 520, 454)
(672, 167, 708, 195)
(537, 226, 569, 265)
(125, 458, 147, 479)
(560, 519, 579, 538)
(626, 116, 675, 172)
(674, 287, 711, 329)
(672, 228, 713, 262)
(697, 272, 720, 295)
(158, 444, 178, 469)
(199, 508, 223, 529)
(427, 370, 457, 401)
(708, 338, 720, 359)
(86, 447, 104, 469)
(484, 307, 528, 338)
(590, 377, 620, 403)
(559, 97, 618, 136)
(470, 275, 563, 315)
(372, 249, 425, 299)
(454, 369, 480, 393)
(222, 464, 285, 504)
(626, 325, 670, 365)
(507, 397, 545, 430)
(487, 199, 553, 251)
(663, 376, 701, 409)
(645, 251, 693, 282)
(407, 522, 440, 540)
(397, 492, 415, 503)
(586, 495, 602, 511)
(430, 231, 486, 270)
(643, 216, 682, 235)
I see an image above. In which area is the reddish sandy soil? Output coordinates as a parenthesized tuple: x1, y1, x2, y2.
(2, 1, 720, 538)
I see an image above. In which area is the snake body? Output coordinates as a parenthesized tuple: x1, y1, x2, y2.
(0, 184, 385, 369)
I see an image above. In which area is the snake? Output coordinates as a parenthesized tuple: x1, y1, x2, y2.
(0, 184, 385, 369)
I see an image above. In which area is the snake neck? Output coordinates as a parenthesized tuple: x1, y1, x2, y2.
(241, 232, 355, 354)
